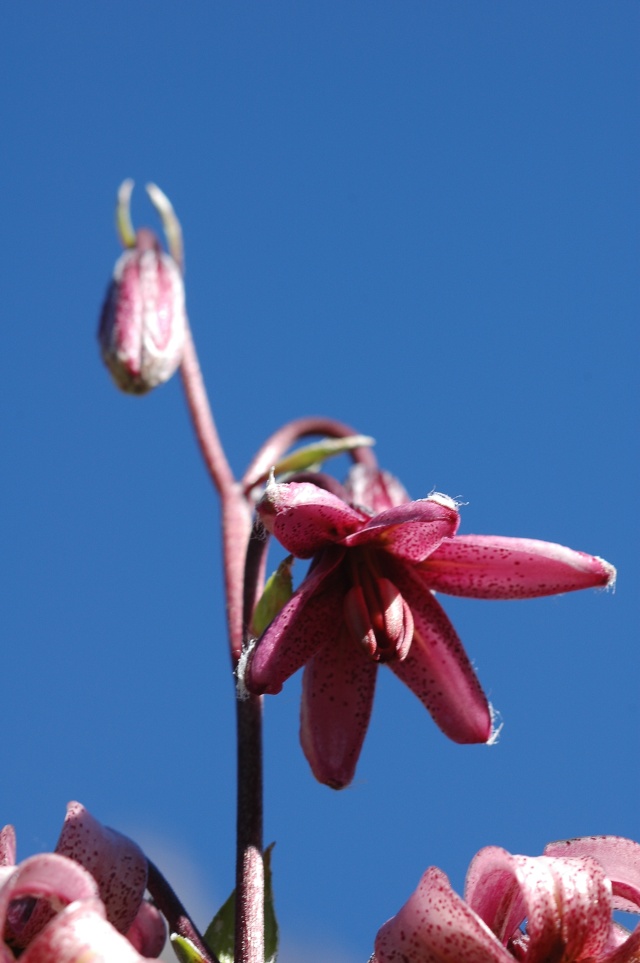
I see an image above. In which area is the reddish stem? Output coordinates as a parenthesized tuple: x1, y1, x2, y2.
(179, 324, 262, 963)
(242, 415, 378, 493)
(146, 860, 219, 963)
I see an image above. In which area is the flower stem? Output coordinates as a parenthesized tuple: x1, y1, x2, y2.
(234, 692, 264, 963)
(146, 860, 219, 963)
(179, 323, 262, 963)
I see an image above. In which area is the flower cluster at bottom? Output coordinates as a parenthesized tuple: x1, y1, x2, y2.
(374, 836, 640, 963)
(0, 802, 165, 962)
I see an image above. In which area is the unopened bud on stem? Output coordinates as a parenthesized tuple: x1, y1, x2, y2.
(98, 181, 186, 395)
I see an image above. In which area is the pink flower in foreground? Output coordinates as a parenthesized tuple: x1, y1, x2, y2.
(245, 466, 615, 788)
(98, 228, 186, 394)
(374, 835, 640, 963)
(0, 844, 156, 962)
(1, 803, 165, 961)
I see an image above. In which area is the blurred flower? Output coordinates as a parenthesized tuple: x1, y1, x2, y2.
(98, 227, 186, 394)
(246, 465, 615, 788)
(374, 835, 640, 962)
(2, 803, 165, 960)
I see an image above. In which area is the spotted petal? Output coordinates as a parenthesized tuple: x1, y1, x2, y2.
(544, 837, 640, 914)
(300, 630, 378, 790)
(247, 549, 345, 695)
(258, 482, 368, 558)
(389, 564, 491, 744)
(56, 803, 148, 935)
(343, 496, 460, 561)
(465, 846, 611, 960)
(375, 866, 511, 963)
(420, 535, 616, 598)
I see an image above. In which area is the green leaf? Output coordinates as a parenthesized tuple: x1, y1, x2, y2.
(272, 434, 375, 478)
(250, 559, 294, 637)
(170, 934, 208, 963)
(204, 844, 279, 963)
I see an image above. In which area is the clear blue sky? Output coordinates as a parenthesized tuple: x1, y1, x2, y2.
(2, 4, 638, 960)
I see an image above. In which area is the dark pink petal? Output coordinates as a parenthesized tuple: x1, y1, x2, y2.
(419, 535, 616, 599)
(258, 482, 368, 558)
(21, 899, 149, 963)
(246, 549, 346, 695)
(389, 565, 491, 743)
(465, 847, 611, 961)
(56, 803, 147, 935)
(374, 866, 511, 963)
(344, 465, 410, 513)
(343, 496, 460, 561)
(544, 837, 640, 913)
(125, 901, 166, 957)
(300, 632, 377, 789)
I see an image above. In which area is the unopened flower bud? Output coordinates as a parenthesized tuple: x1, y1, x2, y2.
(98, 228, 186, 394)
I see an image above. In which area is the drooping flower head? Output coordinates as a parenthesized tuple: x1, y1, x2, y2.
(245, 465, 615, 789)
(374, 835, 640, 962)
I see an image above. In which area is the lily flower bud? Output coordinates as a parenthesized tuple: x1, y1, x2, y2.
(98, 227, 186, 394)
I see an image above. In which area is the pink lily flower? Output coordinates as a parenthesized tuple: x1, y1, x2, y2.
(3, 803, 165, 960)
(374, 835, 640, 962)
(0, 846, 158, 962)
(246, 466, 615, 788)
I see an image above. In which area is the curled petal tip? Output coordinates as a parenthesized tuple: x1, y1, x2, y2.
(116, 179, 136, 249)
(145, 182, 184, 268)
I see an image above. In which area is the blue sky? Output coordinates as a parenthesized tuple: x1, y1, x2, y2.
(2, 4, 638, 960)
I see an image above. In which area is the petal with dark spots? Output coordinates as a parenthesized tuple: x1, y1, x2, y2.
(246, 549, 346, 695)
(343, 498, 459, 561)
(300, 632, 377, 790)
(375, 866, 511, 963)
(258, 482, 368, 558)
(419, 535, 616, 599)
(389, 565, 491, 744)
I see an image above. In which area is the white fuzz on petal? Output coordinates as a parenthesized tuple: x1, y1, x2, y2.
(486, 704, 503, 746)
(425, 491, 460, 511)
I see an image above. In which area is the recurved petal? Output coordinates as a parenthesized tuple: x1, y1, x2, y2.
(374, 866, 511, 963)
(258, 482, 368, 558)
(246, 549, 346, 695)
(300, 631, 377, 789)
(465, 847, 611, 961)
(544, 837, 640, 913)
(0, 854, 98, 947)
(125, 901, 167, 957)
(389, 565, 491, 744)
(419, 535, 616, 599)
(343, 496, 460, 561)
(56, 803, 147, 935)
(344, 465, 410, 513)
(21, 900, 150, 963)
